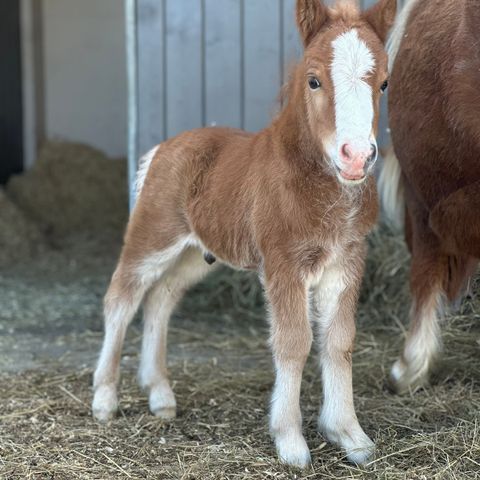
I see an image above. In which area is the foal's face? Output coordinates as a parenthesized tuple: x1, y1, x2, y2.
(297, 0, 395, 185)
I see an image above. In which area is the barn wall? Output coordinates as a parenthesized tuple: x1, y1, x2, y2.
(42, 0, 127, 158)
(135, 0, 302, 157)
(134, 0, 394, 154)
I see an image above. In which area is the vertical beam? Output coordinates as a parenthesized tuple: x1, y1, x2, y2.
(20, 0, 45, 170)
(0, 0, 23, 183)
(126, 0, 138, 209)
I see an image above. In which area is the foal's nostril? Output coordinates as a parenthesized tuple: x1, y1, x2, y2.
(367, 143, 377, 164)
(341, 144, 353, 160)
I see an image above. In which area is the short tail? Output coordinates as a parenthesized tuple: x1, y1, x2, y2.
(378, 146, 404, 228)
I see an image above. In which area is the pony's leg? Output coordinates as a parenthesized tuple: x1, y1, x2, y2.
(429, 181, 480, 258)
(314, 251, 374, 465)
(138, 246, 215, 418)
(92, 236, 191, 422)
(266, 269, 312, 468)
(389, 221, 446, 393)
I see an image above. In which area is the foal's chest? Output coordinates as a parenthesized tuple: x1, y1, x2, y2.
(298, 195, 376, 276)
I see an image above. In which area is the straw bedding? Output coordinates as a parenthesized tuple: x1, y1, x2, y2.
(0, 142, 478, 479)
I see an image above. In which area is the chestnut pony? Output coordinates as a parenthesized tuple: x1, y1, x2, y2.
(93, 0, 395, 467)
(380, 0, 480, 394)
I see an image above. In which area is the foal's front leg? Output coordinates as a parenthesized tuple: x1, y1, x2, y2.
(314, 256, 374, 464)
(265, 271, 313, 468)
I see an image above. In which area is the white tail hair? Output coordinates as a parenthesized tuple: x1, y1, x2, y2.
(386, 0, 420, 71)
(136, 145, 159, 196)
(378, 146, 404, 227)
(379, 0, 419, 228)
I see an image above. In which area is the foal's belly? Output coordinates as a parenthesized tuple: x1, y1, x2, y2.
(190, 217, 262, 272)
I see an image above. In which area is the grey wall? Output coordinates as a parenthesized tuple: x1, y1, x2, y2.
(133, 0, 391, 156)
(135, 0, 302, 156)
(43, 0, 127, 158)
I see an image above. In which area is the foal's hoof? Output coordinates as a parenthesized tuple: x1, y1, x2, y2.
(92, 385, 118, 423)
(149, 385, 176, 420)
(345, 437, 375, 465)
(152, 406, 176, 420)
(320, 418, 375, 465)
(276, 433, 311, 469)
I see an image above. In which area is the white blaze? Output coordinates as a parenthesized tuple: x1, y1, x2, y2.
(331, 29, 375, 155)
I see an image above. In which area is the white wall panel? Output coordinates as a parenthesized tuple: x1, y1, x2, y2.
(43, 0, 127, 157)
(205, 0, 242, 129)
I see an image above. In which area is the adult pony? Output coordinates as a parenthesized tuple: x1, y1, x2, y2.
(93, 0, 395, 467)
(380, 0, 480, 393)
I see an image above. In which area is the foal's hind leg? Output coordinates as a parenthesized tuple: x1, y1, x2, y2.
(92, 237, 193, 422)
(138, 246, 215, 418)
(92, 263, 149, 422)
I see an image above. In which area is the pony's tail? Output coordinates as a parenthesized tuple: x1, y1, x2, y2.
(386, 0, 419, 71)
(378, 146, 404, 228)
(379, 0, 417, 229)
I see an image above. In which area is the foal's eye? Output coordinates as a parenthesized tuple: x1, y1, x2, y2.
(308, 77, 322, 90)
(380, 80, 389, 93)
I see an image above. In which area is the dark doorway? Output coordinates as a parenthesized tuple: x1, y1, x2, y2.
(0, 0, 23, 184)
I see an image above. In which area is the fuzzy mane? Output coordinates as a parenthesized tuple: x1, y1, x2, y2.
(329, 0, 361, 23)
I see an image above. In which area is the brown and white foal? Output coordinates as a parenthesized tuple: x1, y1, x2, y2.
(93, 0, 395, 467)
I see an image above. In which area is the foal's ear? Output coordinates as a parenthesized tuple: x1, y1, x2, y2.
(363, 0, 397, 44)
(296, 0, 329, 47)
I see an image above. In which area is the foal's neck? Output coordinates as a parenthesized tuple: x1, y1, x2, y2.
(272, 86, 326, 174)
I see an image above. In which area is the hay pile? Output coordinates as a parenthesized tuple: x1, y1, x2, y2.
(0, 143, 479, 479)
(5, 141, 128, 242)
(0, 189, 46, 265)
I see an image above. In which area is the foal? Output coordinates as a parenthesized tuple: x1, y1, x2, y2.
(93, 0, 395, 467)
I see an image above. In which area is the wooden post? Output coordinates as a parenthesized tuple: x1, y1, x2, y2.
(20, 0, 45, 170)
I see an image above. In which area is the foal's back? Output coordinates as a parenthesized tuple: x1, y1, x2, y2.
(129, 127, 256, 262)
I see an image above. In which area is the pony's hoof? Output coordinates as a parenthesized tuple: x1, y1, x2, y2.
(92, 385, 118, 423)
(389, 358, 428, 394)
